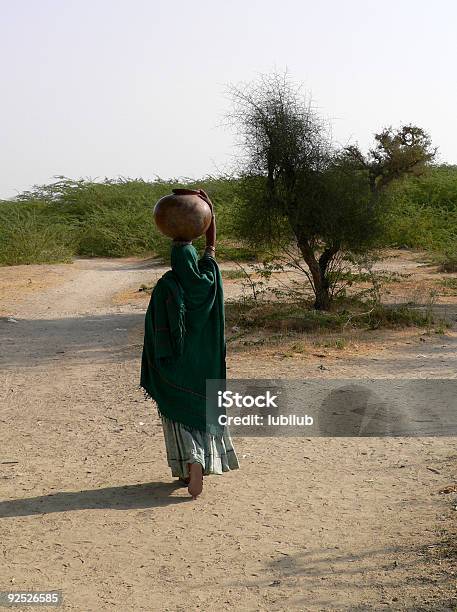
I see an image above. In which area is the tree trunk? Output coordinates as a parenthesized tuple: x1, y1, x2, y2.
(313, 280, 332, 311)
(296, 236, 338, 311)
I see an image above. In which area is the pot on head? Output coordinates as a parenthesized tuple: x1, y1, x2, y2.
(153, 188, 212, 241)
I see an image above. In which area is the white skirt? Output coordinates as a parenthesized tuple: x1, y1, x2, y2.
(160, 414, 240, 479)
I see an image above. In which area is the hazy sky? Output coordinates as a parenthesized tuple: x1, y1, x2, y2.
(1, 0, 456, 199)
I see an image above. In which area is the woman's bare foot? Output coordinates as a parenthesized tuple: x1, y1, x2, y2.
(187, 463, 203, 499)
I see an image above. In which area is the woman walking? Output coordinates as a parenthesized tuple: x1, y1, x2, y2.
(140, 189, 239, 498)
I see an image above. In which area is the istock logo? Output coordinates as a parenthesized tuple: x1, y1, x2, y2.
(217, 390, 278, 408)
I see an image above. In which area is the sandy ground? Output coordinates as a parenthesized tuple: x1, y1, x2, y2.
(1, 252, 457, 611)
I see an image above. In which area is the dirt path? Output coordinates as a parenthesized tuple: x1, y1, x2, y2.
(1, 255, 456, 611)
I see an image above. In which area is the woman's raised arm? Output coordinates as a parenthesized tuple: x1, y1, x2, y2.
(198, 189, 216, 258)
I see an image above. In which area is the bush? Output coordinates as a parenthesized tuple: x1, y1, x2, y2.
(225, 297, 449, 334)
(439, 247, 457, 273)
(78, 201, 162, 257)
(0, 176, 257, 265)
(0, 201, 76, 265)
(2, 166, 456, 267)
(386, 165, 457, 252)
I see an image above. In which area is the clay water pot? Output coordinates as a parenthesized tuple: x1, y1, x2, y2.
(153, 188, 212, 241)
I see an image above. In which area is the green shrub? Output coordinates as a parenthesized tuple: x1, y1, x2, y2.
(78, 202, 160, 257)
(2, 166, 456, 267)
(0, 201, 76, 265)
(1, 176, 256, 265)
(439, 247, 457, 273)
(386, 165, 457, 252)
(225, 297, 449, 333)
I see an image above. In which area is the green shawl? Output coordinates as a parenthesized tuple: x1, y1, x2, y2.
(140, 243, 226, 434)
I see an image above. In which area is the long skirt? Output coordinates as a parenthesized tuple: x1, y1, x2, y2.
(160, 414, 240, 480)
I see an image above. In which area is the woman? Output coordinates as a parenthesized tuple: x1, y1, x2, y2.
(140, 189, 239, 499)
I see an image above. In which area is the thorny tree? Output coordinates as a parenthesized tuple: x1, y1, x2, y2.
(229, 73, 436, 310)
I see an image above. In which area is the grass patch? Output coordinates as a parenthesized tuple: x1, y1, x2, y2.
(438, 277, 457, 292)
(226, 300, 346, 332)
(441, 258, 457, 273)
(364, 303, 435, 329)
(440, 278, 457, 289)
(330, 270, 408, 284)
(313, 337, 348, 350)
(225, 297, 450, 334)
(221, 269, 249, 280)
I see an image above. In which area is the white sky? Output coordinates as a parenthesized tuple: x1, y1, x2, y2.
(1, 0, 456, 199)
